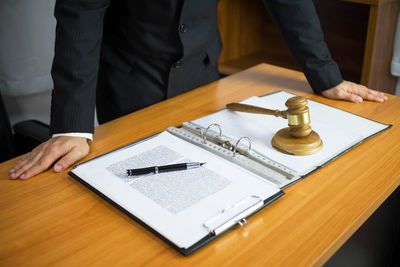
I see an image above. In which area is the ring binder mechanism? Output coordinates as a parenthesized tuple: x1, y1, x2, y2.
(233, 137, 252, 157)
(203, 195, 263, 236)
(167, 123, 301, 188)
(204, 123, 222, 143)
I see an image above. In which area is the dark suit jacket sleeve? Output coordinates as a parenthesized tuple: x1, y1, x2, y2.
(263, 0, 343, 93)
(50, 0, 109, 134)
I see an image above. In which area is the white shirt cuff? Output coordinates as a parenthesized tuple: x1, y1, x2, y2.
(52, 132, 93, 141)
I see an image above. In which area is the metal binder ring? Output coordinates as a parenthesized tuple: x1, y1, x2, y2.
(197, 128, 207, 144)
(233, 137, 252, 157)
(204, 124, 222, 144)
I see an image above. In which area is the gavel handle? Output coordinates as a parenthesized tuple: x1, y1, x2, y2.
(226, 103, 287, 119)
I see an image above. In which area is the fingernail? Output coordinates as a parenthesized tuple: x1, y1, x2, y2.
(9, 168, 15, 174)
(54, 164, 63, 172)
(20, 173, 26, 179)
(356, 97, 363, 103)
(9, 173, 17, 179)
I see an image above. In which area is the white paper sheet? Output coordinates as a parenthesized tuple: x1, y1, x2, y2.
(71, 131, 281, 249)
(191, 91, 388, 174)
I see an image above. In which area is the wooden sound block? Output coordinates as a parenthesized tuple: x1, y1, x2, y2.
(271, 127, 323, 155)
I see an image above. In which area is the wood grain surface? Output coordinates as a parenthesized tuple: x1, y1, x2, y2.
(1, 64, 399, 267)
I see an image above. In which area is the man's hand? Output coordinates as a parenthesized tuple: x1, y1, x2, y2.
(321, 80, 387, 103)
(9, 136, 89, 180)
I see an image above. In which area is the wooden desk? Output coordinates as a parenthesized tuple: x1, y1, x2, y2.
(1, 64, 399, 266)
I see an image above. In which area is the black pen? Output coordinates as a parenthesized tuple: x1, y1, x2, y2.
(126, 162, 206, 176)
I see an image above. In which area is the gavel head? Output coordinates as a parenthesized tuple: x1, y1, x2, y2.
(285, 96, 312, 137)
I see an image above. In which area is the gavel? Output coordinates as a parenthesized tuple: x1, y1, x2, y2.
(226, 96, 323, 155)
(227, 96, 311, 137)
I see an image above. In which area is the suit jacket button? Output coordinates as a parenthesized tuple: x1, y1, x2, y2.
(179, 24, 187, 33)
(173, 60, 182, 69)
